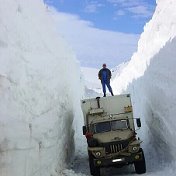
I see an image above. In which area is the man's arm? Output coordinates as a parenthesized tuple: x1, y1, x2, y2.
(98, 70, 101, 80)
(108, 69, 112, 79)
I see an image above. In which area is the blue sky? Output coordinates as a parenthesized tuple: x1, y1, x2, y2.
(44, 0, 156, 34)
(44, 0, 156, 68)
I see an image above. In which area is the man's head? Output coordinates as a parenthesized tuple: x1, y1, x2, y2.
(102, 63, 106, 68)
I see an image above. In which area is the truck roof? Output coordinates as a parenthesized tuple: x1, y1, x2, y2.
(81, 94, 132, 118)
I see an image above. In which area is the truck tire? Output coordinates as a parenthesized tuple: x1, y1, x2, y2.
(88, 152, 100, 176)
(134, 148, 146, 174)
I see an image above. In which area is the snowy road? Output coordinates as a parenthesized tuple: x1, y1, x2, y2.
(62, 125, 176, 176)
(62, 131, 141, 176)
(62, 137, 175, 176)
(70, 152, 136, 176)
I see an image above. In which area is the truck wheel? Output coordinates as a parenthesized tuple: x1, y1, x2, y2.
(88, 152, 100, 176)
(134, 149, 146, 174)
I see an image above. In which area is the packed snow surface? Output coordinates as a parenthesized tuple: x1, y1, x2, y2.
(80, 67, 102, 98)
(0, 0, 82, 176)
(81, 67, 101, 91)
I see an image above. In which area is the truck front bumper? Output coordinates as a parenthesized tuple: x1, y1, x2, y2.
(94, 151, 143, 167)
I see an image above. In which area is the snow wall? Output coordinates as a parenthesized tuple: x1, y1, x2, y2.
(112, 0, 176, 174)
(0, 0, 82, 176)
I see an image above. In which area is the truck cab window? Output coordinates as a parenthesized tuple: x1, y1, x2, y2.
(111, 120, 128, 130)
(94, 122, 111, 133)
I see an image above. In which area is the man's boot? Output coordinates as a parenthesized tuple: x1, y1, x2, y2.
(111, 91, 114, 96)
(103, 93, 106, 97)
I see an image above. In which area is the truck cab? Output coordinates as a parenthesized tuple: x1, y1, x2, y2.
(81, 94, 146, 176)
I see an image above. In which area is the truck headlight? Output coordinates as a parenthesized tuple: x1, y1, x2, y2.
(95, 151, 101, 157)
(129, 145, 139, 153)
(132, 146, 138, 151)
(91, 148, 105, 158)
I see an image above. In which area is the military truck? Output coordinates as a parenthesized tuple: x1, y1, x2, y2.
(81, 94, 146, 176)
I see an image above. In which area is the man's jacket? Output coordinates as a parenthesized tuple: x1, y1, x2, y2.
(98, 68, 112, 82)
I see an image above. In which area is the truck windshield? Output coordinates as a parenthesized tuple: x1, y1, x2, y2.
(111, 120, 128, 130)
(94, 120, 128, 133)
(94, 122, 111, 133)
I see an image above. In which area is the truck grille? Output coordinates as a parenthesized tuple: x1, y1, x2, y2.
(110, 144, 123, 153)
(103, 141, 129, 154)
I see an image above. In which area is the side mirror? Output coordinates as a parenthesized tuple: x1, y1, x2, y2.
(82, 126, 87, 135)
(136, 118, 141, 128)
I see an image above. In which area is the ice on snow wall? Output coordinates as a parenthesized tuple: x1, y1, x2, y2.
(0, 0, 82, 176)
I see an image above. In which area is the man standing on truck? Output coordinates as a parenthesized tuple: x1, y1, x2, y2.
(98, 63, 114, 97)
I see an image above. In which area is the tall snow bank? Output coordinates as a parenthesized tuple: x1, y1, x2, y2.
(131, 37, 176, 174)
(0, 0, 82, 176)
(112, 0, 176, 94)
(112, 0, 176, 174)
